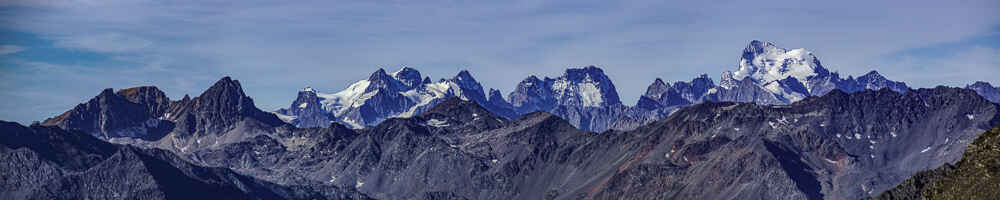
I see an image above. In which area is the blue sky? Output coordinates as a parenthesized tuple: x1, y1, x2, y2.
(1, 0, 998, 124)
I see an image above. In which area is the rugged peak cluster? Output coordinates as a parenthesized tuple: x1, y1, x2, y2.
(42, 77, 283, 142)
(270, 40, 996, 133)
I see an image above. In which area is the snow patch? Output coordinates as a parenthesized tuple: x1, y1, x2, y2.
(298, 102, 309, 108)
(341, 118, 364, 129)
(967, 114, 975, 120)
(578, 82, 604, 107)
(317, 80, 373, 116)
(921, 147, 932, 153)
(427, 119, 450, 127)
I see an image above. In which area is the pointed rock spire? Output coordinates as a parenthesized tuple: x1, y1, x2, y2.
(643, 78, 670, 99)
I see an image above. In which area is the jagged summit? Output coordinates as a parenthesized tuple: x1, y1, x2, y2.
(734, 40, 829, 85)
(643, 78, 669, 99)
(41, 86, 172, 139)
(392, 67, 423, 90)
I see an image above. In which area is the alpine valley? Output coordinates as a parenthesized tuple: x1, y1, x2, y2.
(5, 40, 1000, 200)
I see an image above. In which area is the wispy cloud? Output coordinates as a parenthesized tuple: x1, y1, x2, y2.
(0, 45, 24, 55)
(52, 33, 152, 53)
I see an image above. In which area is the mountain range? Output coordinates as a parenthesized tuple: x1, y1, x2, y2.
(20, 74, 1000, 199)
(9, 40, 1000, 199)
(272, 40, 997, 132)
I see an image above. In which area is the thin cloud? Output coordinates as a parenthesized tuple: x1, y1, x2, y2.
(0, 45, 25, 55)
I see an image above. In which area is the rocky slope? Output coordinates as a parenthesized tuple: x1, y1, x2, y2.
(867, 125, 1000, 200)
(0, 121, 371, 200)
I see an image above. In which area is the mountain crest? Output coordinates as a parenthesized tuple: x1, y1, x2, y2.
(643, 78, 670, 99)
(392, 67, 422, 90)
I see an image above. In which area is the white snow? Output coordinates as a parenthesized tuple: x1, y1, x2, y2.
(578, 82, 604, 107)
(298, 102, 308, 108)
(967, 114, 975, 120)
(734, 43, 821, 88)
(341, 118, 364, 129)
(921, 147, 932, 153)
(734, 128, 740, 131)
(273, 112, 298, 123)
(303, 87, 315, 92)
(491, 159, 499, 163)
(707, 88, 718, 94)
(764, 81, 807, 102)
(824, 158, 838, 164)
(355, 180, 365, 188)
(890, 131, 897, 138)
(836, 134, 841, 138)
(427, 119, 450, 127)
(317, 80, 374, 116)
(855, 133, 862, 139)
(549, 73, 606, 107)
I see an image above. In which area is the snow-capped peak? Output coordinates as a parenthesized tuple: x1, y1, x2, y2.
(733, 40, 827, 85)
(552, 66, 621, 107)
(302, 87, 316, 92)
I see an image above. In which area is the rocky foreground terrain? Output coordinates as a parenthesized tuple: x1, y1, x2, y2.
(0, 121, 372, 200)
(868, 126, 1000, 200)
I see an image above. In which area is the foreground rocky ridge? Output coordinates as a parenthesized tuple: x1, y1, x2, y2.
(0, 121, 371, 200)
(868, 125, 1000, 200)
